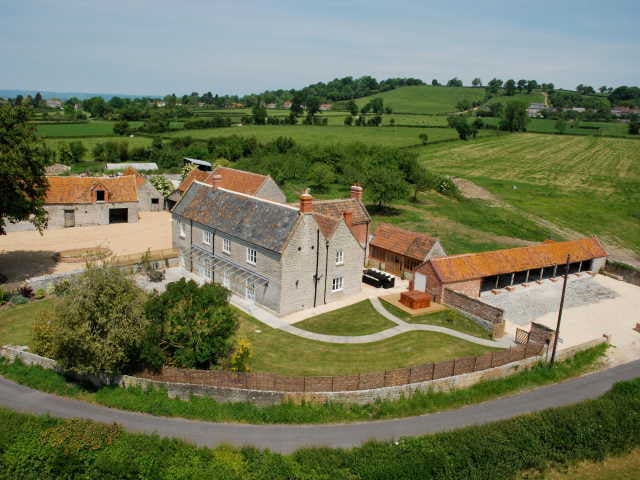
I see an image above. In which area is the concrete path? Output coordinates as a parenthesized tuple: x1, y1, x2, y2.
(1, 360, 638, 453)
(234, 295, 510, 348)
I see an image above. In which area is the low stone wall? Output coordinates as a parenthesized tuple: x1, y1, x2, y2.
(0, 338, 608, 406)
(442, 288, 506, 338)
(603, 260, 640, 287)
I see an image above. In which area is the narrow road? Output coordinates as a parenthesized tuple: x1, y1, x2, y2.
(1, 360, 638, 454)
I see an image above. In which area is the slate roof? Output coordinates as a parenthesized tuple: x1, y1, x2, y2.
(45, 176, 138, 204)
(371, 223, 439, 262)
(312, 198, 370, 225)
(418, 238, 607, 283)
(177, 166, 270, 196)
(173, 182, 299, 253)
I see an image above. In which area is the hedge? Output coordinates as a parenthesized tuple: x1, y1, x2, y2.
(0, 378, 638, 479)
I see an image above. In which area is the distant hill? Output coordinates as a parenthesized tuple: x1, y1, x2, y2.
(0, 89, 157, 101)
(354, 85, 486, 115)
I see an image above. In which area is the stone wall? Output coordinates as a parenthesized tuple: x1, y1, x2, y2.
(443, 288, 505, 338)
(603, 260, 640, 287)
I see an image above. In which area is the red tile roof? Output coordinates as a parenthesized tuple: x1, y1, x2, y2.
(177, 166, 269, 196)
(45, 176, 138, 204)
(121, 167, 146, 187)
(419, 238, 607, 283)
(371, 223, 439, 262)
(313, 213, 339, 239)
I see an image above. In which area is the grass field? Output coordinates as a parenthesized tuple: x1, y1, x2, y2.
(44, 135, 153, 160)
(164, 124, 468, 147)
(380, 300, 492, 339)
(294, 300, 395, 335)
(419, 133, 640, 254)
(356, 85, 486, 114)
(36, 120, 144, 138)
(485, 92, 545, 106)
(0, 300, 49, 347)
(236, 308, 492, 376)
(540, 449, 640, 480)
(481, 116, 634, 138)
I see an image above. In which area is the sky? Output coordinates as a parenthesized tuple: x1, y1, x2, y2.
(1, 0, 639, 96)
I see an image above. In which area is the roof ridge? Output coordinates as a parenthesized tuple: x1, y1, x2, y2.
(215, 165, 268, 179)
(196, 183, 298, 211)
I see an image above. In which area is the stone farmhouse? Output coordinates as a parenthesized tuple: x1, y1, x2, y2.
(168, 166, 286, 208)
(171, 176, 369, 316)
(4, 172, 163, 232)
(369, 223, 446, 277)
(414, 238, 607, 302)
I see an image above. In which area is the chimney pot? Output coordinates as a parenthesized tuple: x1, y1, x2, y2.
(350, 184, 363, 201)
(299, 188, 313, 214)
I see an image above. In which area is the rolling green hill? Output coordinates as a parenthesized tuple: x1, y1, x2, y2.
(355, 85, 486, 114)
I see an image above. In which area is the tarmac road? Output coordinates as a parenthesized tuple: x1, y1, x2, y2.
(1, 360, 638, 454)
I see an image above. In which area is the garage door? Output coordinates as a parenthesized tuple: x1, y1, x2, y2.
(109, 208, 128, 224)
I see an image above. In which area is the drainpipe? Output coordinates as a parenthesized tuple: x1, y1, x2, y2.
(189, 218, 193, 272)
(324, 239, 329, 304)
(313, 229, 320, 308)
(211, 230, 215, 282)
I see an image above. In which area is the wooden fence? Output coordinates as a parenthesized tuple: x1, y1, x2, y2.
(137, 343, 545, 393)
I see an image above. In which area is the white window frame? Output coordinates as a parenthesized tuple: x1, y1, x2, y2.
(222, 238, 231, 254)
(335, 248, 344, 265)
(246, 247, 257, 265)
(246, 279, 256, 301)
(179, 220, 186, 239)
(331, 276, 344, 292)
(203, 230, 212, 246)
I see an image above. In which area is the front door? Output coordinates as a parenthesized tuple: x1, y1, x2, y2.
(64, 209, 75, 228)
(245, 279, 256, 302)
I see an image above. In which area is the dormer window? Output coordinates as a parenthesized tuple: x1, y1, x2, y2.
(96, 190, 105, 202)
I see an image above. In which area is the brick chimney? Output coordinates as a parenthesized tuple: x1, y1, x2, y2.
(350, 184, 363, 201)
(299, 189, 313, 214)
(211, 173, 223, 189)
(343, 210, 353, 227)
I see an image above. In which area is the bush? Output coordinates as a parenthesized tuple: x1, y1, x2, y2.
(9, 295, 28, 305)
(52, 279, 71, 296)
(147, 270, 165, 283)
(34, 289, 46, 300)
(32, 264, 149, 376)
(18, 285, 34, 299)
(0, 287, 9, 304)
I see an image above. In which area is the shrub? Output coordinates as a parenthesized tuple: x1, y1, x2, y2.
(32, 264, 149, 376)
(0, 287, 9, 304)
(9, 295, 28, 305)
(34, 289, 46, 300)
(18, 285, 34, 299)
(142, 279, 238, 370)
(227, 338, 253, 372)
(52, 279, 72, 296)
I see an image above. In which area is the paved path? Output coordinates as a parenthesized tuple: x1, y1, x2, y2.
(1, 360, 638, 453)
(234, 296, 510, 347)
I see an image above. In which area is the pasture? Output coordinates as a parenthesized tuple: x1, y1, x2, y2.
(44, 136, 153, 160)
(355, 85, 486, 114)
(485, 92, 545, 106)
(419, 133, 640, 255)
(36, 121, 143, 137)
(481, 117, 633, 138)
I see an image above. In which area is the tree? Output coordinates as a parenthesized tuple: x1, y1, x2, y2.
(308, 163, 336, 191)
(69, 141, 87, 163)
(629, 115, 640, 135)
(113, 120, 130, 136)
(306, 96, 321, 116)
(252, 102, 267, 125)
(57, 142, 74, 165)
(504, 79, 516, 96)
(599, 85, 608, 94)
(0, 104, 49, 234)
(431, 79, 440, 87)
(500, 101, 529, 132)
(33, 264, 149, 376)
(366, 167, 409, 209)
(418, 133, 429, 145)
(33, 92, 43, 108)
(487, 78, 503, 94)
(447, 77, 463, 87)
(447, 116, 474, 140)
(142, 279, 238, 370)
(149, 175, 173, 197)
(526, 80, 538, 93)
(472, 78, 482, 87)
(346, 99, 359, 116)
(517, 79, 527, 92)
(555, 118, 568, 134)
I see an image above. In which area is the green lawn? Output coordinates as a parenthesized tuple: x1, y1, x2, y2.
(36, 120, 143, 138)
(380, 300, 492, 339)
(419, 133, 640, 253)
(294, 300, 395, 335)
(163, 124, 467, 147)
(236, 308, 492, 376)
(355, 85, 486, 114)
(0, 300, 52, 347)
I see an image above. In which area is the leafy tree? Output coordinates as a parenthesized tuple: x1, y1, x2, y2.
(57, 142, 74, 165)
(487, 102, 504, 117)
(0, 104, 49, 234)
(366, 167, 409, 209)
(456, 99, 471, 111)
(447, 116, 474, 140)
(344, 115, 353, 126)
(113, 120, 130, 136)
(142, 279, 238, 370)
(346, 99, 358, 116)
(486, 78, 503, 94)
(418, 133, 428, 145)
(555, 118, 568, 134)
(149, 175, 174, 197)
(500, 101, 529, 132)
(252, 102, 267, 125)
(447, 77, 463, 87)
(33, 92, 43, 108)
(306, 96, 321, 116)
(526, 80, 538, 93)
(33, 264, 149, 376)
(431, 79, 440, 86)
(472, 78, 482, 87)
(308, 162, 336, 191)
(69, 141, 86, 163)
(517, 79, 527, 92)
(629, 115, 640, 135)
(472, 117, 484, 131)
(504, 79, 516, 96)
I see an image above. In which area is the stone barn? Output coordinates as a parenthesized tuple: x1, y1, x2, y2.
(368, 223, 446, 277)
(414, 238, 608, 302)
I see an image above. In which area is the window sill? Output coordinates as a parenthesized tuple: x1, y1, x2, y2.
(331, 288, 343, 293)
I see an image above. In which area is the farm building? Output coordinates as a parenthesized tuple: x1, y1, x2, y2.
(368, 223, 446, 277)
(172, 182, 366, 316)
(170, 166, 287, 207)
(414, 238, 608, 302)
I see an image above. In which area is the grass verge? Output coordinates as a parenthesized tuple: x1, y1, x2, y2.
(0, 362, 636, 480)
(0, 343, 607, 424)
(379, 299, 491, 339)
(294, 300, 395, 336)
